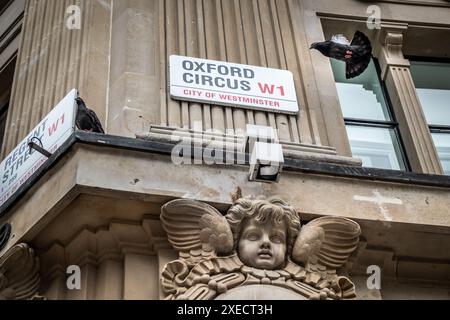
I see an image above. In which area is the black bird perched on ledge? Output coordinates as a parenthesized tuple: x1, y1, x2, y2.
(75, 97, 105, 134)
(310, 30, 373, 79)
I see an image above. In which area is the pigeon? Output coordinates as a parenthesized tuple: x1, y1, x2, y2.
(75, 97, 105, 133)
(310, 30, 373, 79)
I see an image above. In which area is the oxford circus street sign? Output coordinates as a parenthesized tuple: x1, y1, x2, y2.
(170, 55, 299, 114)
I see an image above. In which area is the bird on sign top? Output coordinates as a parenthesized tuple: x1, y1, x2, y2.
(75, 97, 105, 134)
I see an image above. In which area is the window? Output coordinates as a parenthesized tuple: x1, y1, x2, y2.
(0, 57, 16, 152)
(410, 61, 450, 175)
(331, 59, 408, 171)
(0, 102, 7, 148)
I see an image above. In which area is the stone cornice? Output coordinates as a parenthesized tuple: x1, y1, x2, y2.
(1, 135, 449, 273)
(39, 218, 172, 284)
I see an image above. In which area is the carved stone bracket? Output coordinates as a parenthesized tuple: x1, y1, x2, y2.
(161, 254, 357, 300)
(160, 196, 361, 300)
(0, 243, 41, 300)
(377, 23, 410, 80)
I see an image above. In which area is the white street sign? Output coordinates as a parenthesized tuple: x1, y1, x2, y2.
(170, 55, 299, 114)
(0, 89, 77, 207)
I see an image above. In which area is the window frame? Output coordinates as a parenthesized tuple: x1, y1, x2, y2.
(407, 56, 450, 136)
(0, 53, 17, 153)
(338, 58, 411, 172)
(407, 56, 450, 174)
(0, 100, 8, 150)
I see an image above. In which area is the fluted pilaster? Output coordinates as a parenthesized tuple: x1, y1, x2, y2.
(157, 0, 324, 146)
(378, 23, 443, 174)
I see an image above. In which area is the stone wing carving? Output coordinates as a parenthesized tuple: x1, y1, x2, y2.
(161, 199, 234, 257)
(0, 244, 40, 300)
(292, 216, 361, 272)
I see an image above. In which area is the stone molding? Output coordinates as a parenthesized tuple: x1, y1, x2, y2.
(137, 125, 362, 167)
(349, 241, 450, 284)
(39, 217, 171, 284)
(36, 217, 172, 300)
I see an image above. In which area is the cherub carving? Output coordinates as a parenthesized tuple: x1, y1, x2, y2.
(160, 193, 361, 300)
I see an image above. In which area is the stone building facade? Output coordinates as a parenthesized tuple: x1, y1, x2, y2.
(0, 0, 449, 300)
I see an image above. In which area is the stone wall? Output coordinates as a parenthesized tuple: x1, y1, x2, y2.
(1, 0, 110, 158)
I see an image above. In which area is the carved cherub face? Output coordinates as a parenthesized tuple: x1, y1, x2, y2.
(238, 217, 287, 270)
(225, 197, 300, 270)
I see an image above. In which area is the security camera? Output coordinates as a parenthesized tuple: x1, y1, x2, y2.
(243, 125, 284, 183)
(249, 141, 284, 183)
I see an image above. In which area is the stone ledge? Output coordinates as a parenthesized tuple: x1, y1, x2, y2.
(137, 125, 362, 167)
(1, 140, 449, 258)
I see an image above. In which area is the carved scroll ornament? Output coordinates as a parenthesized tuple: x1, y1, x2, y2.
(0, 243, 41, 300)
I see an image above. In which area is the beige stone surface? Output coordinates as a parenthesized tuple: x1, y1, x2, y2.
(154, 0, 333, 151)
(1, 0, 450, 300)
(94, 259, 123, 300)
(123, 254, 158, 300)
(381, 280, 450, 300)
(216, 285, 308, 300)
(34, 215, 170, 300)
(108, 0, 160, 137)
(1, 143, 449, 265)
(352, 276, 383, 300)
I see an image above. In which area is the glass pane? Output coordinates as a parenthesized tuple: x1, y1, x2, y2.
(332, 59, 391, 121)
(346, 125, 407, 171)
(415, 89, 450, 126)
(431, 133, 450, 175)
(411, 61, 450, 126)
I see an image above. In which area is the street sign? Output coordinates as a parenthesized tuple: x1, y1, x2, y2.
(170, 55, 299, 114)
(0, 89, 77, 207)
